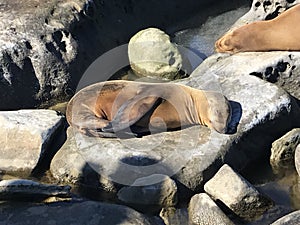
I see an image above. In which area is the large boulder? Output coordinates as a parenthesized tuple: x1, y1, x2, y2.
(50, 51, 300, 193)
(0, 109, 65, 172)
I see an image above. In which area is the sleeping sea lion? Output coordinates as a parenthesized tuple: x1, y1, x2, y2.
(66, 80, 231, 137)
(215, 4, 300, 53)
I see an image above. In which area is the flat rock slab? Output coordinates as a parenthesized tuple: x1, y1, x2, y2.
(0, 109, 64, 171)
(51, 51, 300, 192)
(0, 201, 163, 225)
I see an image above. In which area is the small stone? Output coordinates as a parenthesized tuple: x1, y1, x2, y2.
(270, 128, 300, 172)
(188, 193, 234, 225)
(204, 164, 273, 220)
(117, 174, 177, 207)
(128, 28, 183, 80)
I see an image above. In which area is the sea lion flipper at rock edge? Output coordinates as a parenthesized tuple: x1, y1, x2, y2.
(102, 95, 162, 133)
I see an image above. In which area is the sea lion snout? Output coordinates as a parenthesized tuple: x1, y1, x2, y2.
(215, 31, 240, 53)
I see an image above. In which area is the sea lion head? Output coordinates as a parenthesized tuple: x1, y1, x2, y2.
(204, 92, 232, 134)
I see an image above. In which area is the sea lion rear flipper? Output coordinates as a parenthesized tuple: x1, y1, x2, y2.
(102, 95, 162, 133)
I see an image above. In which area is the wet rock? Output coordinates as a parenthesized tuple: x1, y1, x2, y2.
(117, 174, 177, 208)
(0, 109, 64, 172)
(128, 28, 183, 80)
(271, 128, 300, 172)
(270, 210, 300, 225)
(294, 144, 300, 177)
(0, 201, 163, 225)
(204, 164, 273, 220)
(0, 179, 71, 201)
(188, 193, 234, 225)
(160, 207, 188, 225)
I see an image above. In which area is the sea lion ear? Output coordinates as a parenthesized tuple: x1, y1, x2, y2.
(102, 95, 161, 133)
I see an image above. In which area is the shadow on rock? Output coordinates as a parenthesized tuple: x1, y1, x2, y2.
(227, 100, 242, 134)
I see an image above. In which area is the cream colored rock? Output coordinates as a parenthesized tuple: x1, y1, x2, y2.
(128, 28, 183, 80)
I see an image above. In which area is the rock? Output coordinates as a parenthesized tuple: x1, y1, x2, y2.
(160, 207, 188, 225)
(204, 164, 273, 220)
(0, 0, 250, 109)
(188, 193, 234, 225)
(0, 179, 71, 201)
(117, 174, 177, 208)
(270, 128, 300, 172)
(219, 1, 300, 100)
(128, 28, 183, 80)
(0, 201, 163, 225)
(294, 144, 300, 177)
(0, 109, 64, 172)
(51, 51, 300, 193)
(270, 210, 300, 225)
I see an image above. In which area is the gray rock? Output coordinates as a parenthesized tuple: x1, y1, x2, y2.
(0, 201, 163, 225)
(294, 144, 300, 177)
(51, 51, 300, 192)
(160, 207, 188, 225)
(188, 193, 234, 225)
(0, 109, 64, 172)
(271, 128, 300, 172)
(270, 210, 300, 225)
(128, 28, 183, 80)
(117, 174, 177, 207)
(0, 0, 249, 110)
(0, 179, 71, 201)
(204, 164, 273, 220)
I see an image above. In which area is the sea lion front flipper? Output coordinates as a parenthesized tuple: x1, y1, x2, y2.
(102, 95, 162, 133)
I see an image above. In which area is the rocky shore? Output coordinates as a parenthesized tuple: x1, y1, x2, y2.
(1, 0, 300, 224)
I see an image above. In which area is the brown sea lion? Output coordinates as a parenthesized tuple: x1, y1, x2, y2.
(66, 80, 231, 137)
(215, 4, 300, 53)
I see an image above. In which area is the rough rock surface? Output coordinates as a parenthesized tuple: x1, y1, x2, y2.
(159, 207, 188, 225)
(221, 0, 300, 100)
(188, 193, 234, 225)
(0, 201, 163, 225)
(270, 128, 300, 172)
(270, 210, 300, 225)
(128, 28, 183, 80)
(294, 144, 300, 177)
(0, 109, 64, 172)
(204, 164, 273, 220)
(117, 174, 177, 207)
(0, 0, 249, 110)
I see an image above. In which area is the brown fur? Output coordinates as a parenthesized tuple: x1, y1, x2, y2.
(66, 80, 231, 137)
(215, 4, 300, 53)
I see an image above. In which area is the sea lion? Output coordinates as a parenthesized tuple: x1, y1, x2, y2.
(215, 4, 300, 53)
(66, 80, 231, 137)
